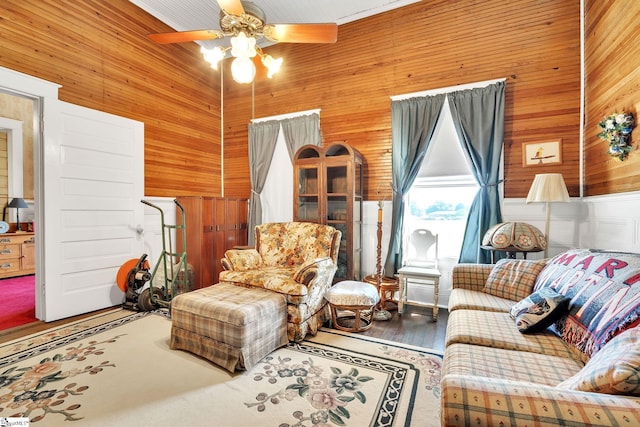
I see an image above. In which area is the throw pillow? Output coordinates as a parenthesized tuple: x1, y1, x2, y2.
(509, 287, 570, 333)
(533, 249, 640, 357)
(483, 258, 547, 301)
(557, 328, 640, 396)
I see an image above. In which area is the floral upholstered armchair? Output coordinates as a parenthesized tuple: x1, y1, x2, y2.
(219, 222, 341, 342)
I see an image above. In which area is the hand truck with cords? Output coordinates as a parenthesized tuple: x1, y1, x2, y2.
(117, 199, 191, 311)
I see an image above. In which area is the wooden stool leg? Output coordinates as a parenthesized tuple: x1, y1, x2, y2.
(330, 304, 376, 332)
(330, 304, 338, 329)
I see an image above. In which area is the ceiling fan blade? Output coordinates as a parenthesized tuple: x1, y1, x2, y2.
(217, 0, 245, 16)
(148, 29, 224, 44)
(264, 23, 338, 44)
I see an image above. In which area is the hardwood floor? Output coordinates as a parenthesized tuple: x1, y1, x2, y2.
(1, 304, 448, 351)
(360, 305, 448, 352)
(0, 306, 119, 344)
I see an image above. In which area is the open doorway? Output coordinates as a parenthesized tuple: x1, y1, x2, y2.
(0, 90, 37, 331)
(1, 66, 146, 322)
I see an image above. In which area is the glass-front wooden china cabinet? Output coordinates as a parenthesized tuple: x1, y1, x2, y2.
(293, 142, 363, 281)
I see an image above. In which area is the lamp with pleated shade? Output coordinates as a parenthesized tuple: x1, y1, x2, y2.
(7, 197, 28, 232)
(525, 174, 570, 256)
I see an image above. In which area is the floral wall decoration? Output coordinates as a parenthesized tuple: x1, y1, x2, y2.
(598, 112, 636, 161)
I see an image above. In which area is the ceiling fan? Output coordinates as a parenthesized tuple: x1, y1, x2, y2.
(147, 0, 338, 83)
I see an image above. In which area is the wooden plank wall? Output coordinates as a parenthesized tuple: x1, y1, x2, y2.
(3, 1, 635, 200)
(0, 0, 222, 197)
(584, 0, 640, 196)
(223, 0, 582, 200)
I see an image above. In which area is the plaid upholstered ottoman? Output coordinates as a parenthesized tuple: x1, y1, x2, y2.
(170, 283, 288, 372)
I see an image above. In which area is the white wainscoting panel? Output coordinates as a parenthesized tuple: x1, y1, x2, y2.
(503, 191, 640, 254)
(580, 191, 640, 252)
(358, 192, 640, 312)
(502, 198, 583, 257)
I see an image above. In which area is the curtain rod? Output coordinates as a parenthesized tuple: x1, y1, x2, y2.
(251, 108, 321, 123)
(390, 77, 506, 101)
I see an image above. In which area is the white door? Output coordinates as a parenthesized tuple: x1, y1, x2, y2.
(41, 100, 144, 321)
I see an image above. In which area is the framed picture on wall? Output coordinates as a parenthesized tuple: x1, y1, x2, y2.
(522, 140, 562, 166)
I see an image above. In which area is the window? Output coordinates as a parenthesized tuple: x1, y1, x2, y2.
(405, 176, 478, 259)
(403, 101, 478, 260)
(261, 127, 293, 223)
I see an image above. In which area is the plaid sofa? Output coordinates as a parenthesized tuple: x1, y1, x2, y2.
(219, 222, 341, 342)
(442, 250, 640, 426)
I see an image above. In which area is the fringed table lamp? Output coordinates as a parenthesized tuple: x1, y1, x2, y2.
(481, 222, 546, 263)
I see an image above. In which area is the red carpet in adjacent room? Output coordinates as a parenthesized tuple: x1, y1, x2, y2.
(0, 275, 36, 330)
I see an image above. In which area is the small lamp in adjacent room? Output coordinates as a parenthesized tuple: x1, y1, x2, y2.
(525, 174, 570, 257)
(8, 197, 28, 232)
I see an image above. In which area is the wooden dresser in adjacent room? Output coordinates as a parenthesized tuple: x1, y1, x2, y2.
(0, 232, 35, 279)
(177, 197, 248, 289)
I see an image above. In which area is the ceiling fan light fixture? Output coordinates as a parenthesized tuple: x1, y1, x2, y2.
(230, 31, 256, 59)
(231, 56, 256, 84)
(201, 46, 226, 70)
(261, 54, 282, 78)
(148, 0, 338, 85)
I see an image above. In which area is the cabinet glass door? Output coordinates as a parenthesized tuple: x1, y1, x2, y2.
(297, 166, 319, 222)
(326, 165, 347, 220)
(326, 165, 348, 278)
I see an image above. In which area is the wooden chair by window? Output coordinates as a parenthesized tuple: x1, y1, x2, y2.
(405, 228, 439, 268)
(397, 228, 441, 321)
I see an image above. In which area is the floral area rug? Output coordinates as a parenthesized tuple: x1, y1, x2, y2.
(0, 309, 442, 426)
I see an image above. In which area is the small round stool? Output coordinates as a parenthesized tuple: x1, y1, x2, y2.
(325, 281, 380, 332)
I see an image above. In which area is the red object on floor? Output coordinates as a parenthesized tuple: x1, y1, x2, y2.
(0, 274, 37, 330)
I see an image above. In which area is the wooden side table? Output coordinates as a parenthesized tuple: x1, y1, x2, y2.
(0, 232, 35, 279)
(363, 274, 399, 311)
(397, 266, 441, 321)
